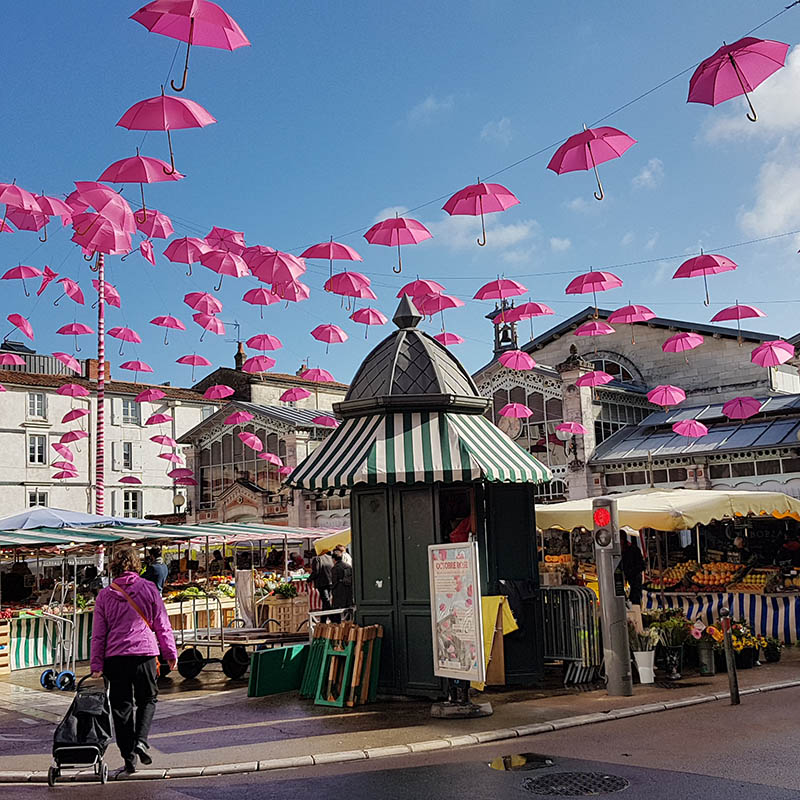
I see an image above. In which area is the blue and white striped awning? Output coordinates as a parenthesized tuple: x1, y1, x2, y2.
(288, 411, 552, 490)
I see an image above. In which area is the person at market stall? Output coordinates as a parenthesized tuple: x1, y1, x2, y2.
(142, 547, 168, 593)
(209, 550, 225, 575)
(1, 561, 33, 602)
(620, 532, 645, 606)
(778, 533, 800, 567)
(90, 546, 178, 775)
(330, 545, 353, 621)
(310, 548, 334, 618)
(729, 536, 753, 564)
(290, 551, 305, 569)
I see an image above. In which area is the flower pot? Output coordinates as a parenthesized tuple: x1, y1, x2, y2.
(633, 650, 656, 684)
(663, 644, 684, 680)
(697, 640, 716, 676)
(764, 645, 782, 664)
(734, 647, 756, 670)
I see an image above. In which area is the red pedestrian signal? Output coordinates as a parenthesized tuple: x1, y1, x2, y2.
(593, 507, 611, 528)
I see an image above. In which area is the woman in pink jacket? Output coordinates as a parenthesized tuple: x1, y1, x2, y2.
(90, 546, 177, 774)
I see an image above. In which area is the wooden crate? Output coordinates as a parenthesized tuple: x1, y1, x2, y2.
(260, 594, 309, 632)
(0, 620, 10, 676)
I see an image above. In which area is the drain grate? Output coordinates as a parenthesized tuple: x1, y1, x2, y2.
(522, 771, 629, 796)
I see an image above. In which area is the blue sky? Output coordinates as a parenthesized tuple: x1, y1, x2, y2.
(3, 0, 800, 387)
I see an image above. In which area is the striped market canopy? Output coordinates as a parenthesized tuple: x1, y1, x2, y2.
(288, 411, 552, 491)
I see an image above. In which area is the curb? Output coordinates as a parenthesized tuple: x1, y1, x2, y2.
(4, 678, 799, 785)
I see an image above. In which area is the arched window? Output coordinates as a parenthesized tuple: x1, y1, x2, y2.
(592, 357, 634, 382)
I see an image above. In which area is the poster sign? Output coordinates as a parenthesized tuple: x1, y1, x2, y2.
(428, 542, 485, 682)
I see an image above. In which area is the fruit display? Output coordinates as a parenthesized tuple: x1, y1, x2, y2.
(646, 561, 698, 589)
(728, 568, 780, 594)
(688, 562, 741, 591)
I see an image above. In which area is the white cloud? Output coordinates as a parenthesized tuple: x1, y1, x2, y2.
(645, 232, 659, 251)
(407, 94, 455, 124)
(373, 205, 409, 223)
(632, 158, 664, 190)
(549, 236, 571, 252)
(501, 245, 538, 265)
(620, 231, 635, 247)
(426, 215, 540, 252)
(480, 117, 513, 146)
(565, 196, 589, 212)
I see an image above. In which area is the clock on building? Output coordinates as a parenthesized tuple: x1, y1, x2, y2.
(497, 415, 523, 440)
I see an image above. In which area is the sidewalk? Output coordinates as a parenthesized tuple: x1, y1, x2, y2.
(0, 651, 797, 783)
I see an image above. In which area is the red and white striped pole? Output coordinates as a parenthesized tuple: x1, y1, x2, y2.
(95, 252, 105, 513)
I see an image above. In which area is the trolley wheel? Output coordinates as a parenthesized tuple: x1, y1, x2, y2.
(177, 648, 206, 679)
(40, 669, 56, 690)
(221, 645, 250, 680)
(99, 760, 108, 784)
(157, 655, 172, 678)
(47, 766, 59, 786)
(55, 670, 76, 691)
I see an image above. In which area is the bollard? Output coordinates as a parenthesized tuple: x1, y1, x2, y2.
(719, 607, 740, 706)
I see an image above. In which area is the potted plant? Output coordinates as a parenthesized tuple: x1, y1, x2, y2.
(689, 620, 717, 676)
(729, 621, 763, 669)
(764, 636, 783, 663)
(629, 624, 659, 684)
(653, 613, 691, 680)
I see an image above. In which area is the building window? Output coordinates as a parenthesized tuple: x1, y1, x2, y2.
(27, 392, 46, 419)
(122, 442, 133, 471)
(121, 399, 140, 425)
(591, 358, 635, 383)
(28, 434, 47, 465)
(28, 491, 48, 507)
(123, 490, 141, 518)
(595, 398, 651, 444)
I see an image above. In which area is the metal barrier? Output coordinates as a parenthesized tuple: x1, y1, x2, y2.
(541, 586, 601, 685)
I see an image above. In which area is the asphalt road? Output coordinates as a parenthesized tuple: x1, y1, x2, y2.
(8, 686, 800, 798)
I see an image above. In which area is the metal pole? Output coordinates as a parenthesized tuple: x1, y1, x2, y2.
(720, 606, 740, 705)
(95, 252, 106, 514)
(283, 534, 289, 579)
(695, 524, 701, 564)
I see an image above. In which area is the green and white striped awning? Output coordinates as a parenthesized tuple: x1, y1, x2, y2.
(288, 411, 552, 490)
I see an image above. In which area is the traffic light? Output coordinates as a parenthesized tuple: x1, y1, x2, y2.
(592, 498, 617, 551)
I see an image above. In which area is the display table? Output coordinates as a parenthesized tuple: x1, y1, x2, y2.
(9, 611, 93, 671)
(642, 590, 800, 643)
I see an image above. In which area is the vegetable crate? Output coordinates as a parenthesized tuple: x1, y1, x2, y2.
(0, 620, 9, 676)
(259, 594, 309, 633)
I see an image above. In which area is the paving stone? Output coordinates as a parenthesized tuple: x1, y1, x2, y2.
(166, 766, 205, 779)
(364, 745, 413, 758)
(258, 756, 315, 770)
(443, 734, 479, 747)
(513, 722, 556, 736)
(408, 739, 451, 753)
(201, 762, 258, 776)
(0, 771, 32, 782)
(608, 702, 667, 719)
(663, 695, 714, 709)
(473, 728, 519, 743)
(312, 750, 368, 765)
(548, 713, 610, 730)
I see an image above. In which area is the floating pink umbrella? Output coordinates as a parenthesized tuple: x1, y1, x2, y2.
(416, 293, 465, 332)
(6, 207, 48, 234)
(474, 278, 527, 301)
(259, 452, 284, 466)
(146, 412, 173, 425)
(241, 245, 277, 272)
(565, 271, 623, 316)
(246, 333, 282, 351)
(92, 279, 122, 308)
(301, 239, 362, 278)
(184, 290, 222, 315)
(443, 181, 520, 247)
(159, 452, 184, 463)
(168, 467, 194, 479)
(313, 415, 339, 428)
(350, 307, 388, 338)
(120, 476, 142, 485)
(662, 332, 704, 363)
(53, 278, 85, 307)
(71, 213, 132, 257)
(608, 304, 655, 344)
(688, 37, 789, 122)
(151, 434, 178, 447)
(108, 326, 142, 356)
(52, 442, 74, 461)
(647, 384, 686, 410)
(498, 300, 555, 340)
(136, 387, 166, 403)
(139, 239, 156, 265)
(175, 476, 198, 486)
(38, 266, 59, 297)
(433, 332, 464, 346)
(556, 421, 588, 435)
(120, 360, 154, 381)
(397, 278, 445, 298)
(0, 219, 15, 233)
(60, 430, 89, 444)
(7, 314, 33, 341)
(57, 383, 90, 398)
(193, 312, 225, 339)
(272, 279, 310, 303)
(498, 350, 536, 371)
(62, 408, 90, 423)
(53, 352, 82, 373)
(134, 207, 174, 238)
(547, 126, 636, 200)
(573, 321, 615, 350)
(723, 396, 762, 420)
(0, 182, 41, 231)
(364, 215, 432, 273)
(176, 353, 211, 380)
(165, 237, 211, 276)
(72, 181, 136, 232)
(251, 250, 305, 284)
(280, 387, 311, 402)
(575, 370, 614, 387)
(243, 287, 280, 318)
(751, 339, 794, 368)
(131, 0, 250, 93)
(499, 403, 533, 418)
(2, 265, 42, 297)
(225, 410, 254, 425)
(200, 249, 250, 290)
(242, 355, 276, 373)
(302, 368, 335, 383)
(278, 465, 293, 476)
(118, 88, 216, 174)
(672, 252, 736, 305)
(52, 470, 79, 480)
(205, 226, 246, 255)
(324, 270, 376, 301)
(0, 353, 25, 367)
(150, 314, 186, 345)
(311, 324, 348, 353)
(204, 384, 234, 400)
(56, 322, 94, 352)
(711, 302, 766, 345)
(672, 419, 708, 438)
(32, 193, 73, 242)
(238, 431, 263, 452)
(52, 460, 77, 471)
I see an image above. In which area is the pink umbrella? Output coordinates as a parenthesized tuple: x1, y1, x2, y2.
(443, 181, 520, 247)
(672, 419, 708, 438)
(71, 213, 132, 257)
(120, 360, 154, 381)
(72, 181, 136, 232)
(499, 403, 533, 419)
(246, 333, 282, 351)
(259, 452, 284, 466)
(280, 387, 311, 402)
(7, 314, 34, 341)
(225, 410, 254, 425)
(120, 476, 142, 485)
(575, 370, 614, 388)
(57, 323, 94, 352)
(53, 352, 82, 373)
(32, 194, 73, 242)
(433, 332, 464, 346)
(184, 290, 222, 314)
(672, 252, 736, 305)
(62, 408, 90, 423)
(250, 250, 305, 284)
(193, 312, 225, 339)
(238, 431, 263, 452)
(52, 461, 77, 471)
(205, 226, 246, 255)
(547, 126, 636, 200)
(0, 182, 41, 231)
(134, 207, 174, 238)
(204, 384, 235, 400)
(242, 355, 276, 373)
(0, 219, 16, 233)
(397, 278, 445, 298)
(313, 415, 339, 428)
(175, 476, 198, 486)
(324, 271, 376, 301)
(168, 467, 194, 479)
(573, 321, 615, 346)
(139, 239, 156, 265)
(498, 300, 555, 340)
(241, 245, 277, 272)
(0, 384, 6, 392)
(647, 384, 687, 410)
(498, 350, 536, 370)
(200, 249, 250, 290)
(52, 442, 74, 461)
(57, 383, 90, 398)
(474, 278, 527, 301)
(711, 302, 766, 345)
(311, 324, 348, 353)
(278, 465, 293, 476)
(364, 215, 433, 273)
(272, 279, 310, 303)
(176, 353, 211, 380)
(608, 304, 655, 344)
(416, 293, 465, 328)
(60, 430, 89, 444)
(52, 470, 79, 480)
(688, 37, 789, 122)
(350, 307, 388, 338)
(151, 434, 178, 447)
(723, 396, 763, 420)
(146, 413, 173, 425)
(556, 422, 588, 435)
(565, 271, 623, 316)
(751, 340, 794, 368)
(53, 278, 85, 307)
(150, 314, 186, 344)
(118, 88, 216, 174)
(92, 279, 122, 308)
(165, 237, 211, 275)
(136, 387, 166, 403)
(38, 266, 59, 297)
(107, 326, 142, 356)
(301, 239, 362, 278)
(0, 353, 25, 367)
(662, 332, 704, 363)
(243, 287, 280, 318)
(3, 265, 42, 297)
(159, 452, 184, 463)
(302, 368, 335, 383)
(6, 207, 48, 233)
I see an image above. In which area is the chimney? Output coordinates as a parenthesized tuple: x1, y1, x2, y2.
(84, 359, 111, 381)
(234, 341, 246, 371)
